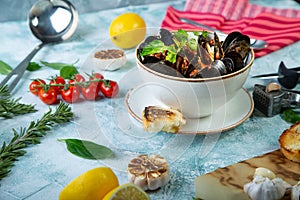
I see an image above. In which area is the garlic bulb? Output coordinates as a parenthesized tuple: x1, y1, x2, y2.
(244, 168, 291, 200)
(127, 154, 170, 191)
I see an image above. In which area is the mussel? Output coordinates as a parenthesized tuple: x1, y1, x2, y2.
(138, 29, 251, 78)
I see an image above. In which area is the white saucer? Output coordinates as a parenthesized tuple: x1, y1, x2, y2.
(125, 83, 254, 134)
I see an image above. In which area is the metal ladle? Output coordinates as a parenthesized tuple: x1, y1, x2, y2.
(0, 0, 78, 92)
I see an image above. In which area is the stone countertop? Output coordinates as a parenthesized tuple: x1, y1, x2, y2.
(0, 0, 300, 199)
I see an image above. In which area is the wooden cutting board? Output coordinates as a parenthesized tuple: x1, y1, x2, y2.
(195, 149, 300, 200)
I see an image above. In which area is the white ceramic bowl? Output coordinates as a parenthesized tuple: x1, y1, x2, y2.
(82, 44, 126, 72)
(135, 46, 254, 118)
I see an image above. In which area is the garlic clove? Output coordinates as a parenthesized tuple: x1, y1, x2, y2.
(254, 167, 276, 180)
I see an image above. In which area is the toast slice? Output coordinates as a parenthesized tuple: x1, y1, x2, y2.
(142, 106, 186, 133)
(279, 121, 300, 163)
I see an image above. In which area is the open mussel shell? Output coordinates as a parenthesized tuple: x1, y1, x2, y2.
(222, 31, 251, 59)
(224, 51, 245, 71)
(222, 32, 242, 50)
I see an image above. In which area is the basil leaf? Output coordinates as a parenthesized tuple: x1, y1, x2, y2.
(58, 138, 113, 160)
(60, 66, 78, 79)
(27, 62, 42, 71)
(0, 60, 12, 75)
(282, 109, 300, 124)
(40, 61, 71, 70)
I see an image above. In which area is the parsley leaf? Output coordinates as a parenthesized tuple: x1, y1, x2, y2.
(140, 29, 201, 63)
(140, 40, 167, 56)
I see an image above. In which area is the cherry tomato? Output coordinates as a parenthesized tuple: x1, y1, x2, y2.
(29, 79, 46, 96)
(82, 83, 99, 100)
(73, 74, 85, 88)
(61, 86, 81, 103)
(50, 76, 66, 94)
(38, 87, 58, 105)
(90, 72, 104, 80)
(74, 73, 85, 82)
(90, 72, 104, 89)
(68, 79, 80, 90)
(99, 80, 119, 98)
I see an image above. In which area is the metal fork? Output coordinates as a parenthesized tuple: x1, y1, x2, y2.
(0, 43, 44, 92)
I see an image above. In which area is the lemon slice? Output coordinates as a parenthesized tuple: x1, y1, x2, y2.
(103, 183, 150, 200)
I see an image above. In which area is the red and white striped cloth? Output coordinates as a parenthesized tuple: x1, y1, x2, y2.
(161, 0, 300, 58)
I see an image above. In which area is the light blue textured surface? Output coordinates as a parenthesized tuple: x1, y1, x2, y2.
(0, 0, 300, 199)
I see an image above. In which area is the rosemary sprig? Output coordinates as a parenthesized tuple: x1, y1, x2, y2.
(0, 85, 37, 118)
(0, 102, 74, 180)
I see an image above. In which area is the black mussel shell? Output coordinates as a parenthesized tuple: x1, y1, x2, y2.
(221, 57, 235, 74)
(210, 60, 227, 75)
(222, 32, 250, 59)
(222, 31, 242, 51)
(196, 44, 213, 68)
(145, 62, 184, 78)
(178, 46, 196, 63)
(229, 35, 251, 59)
(160, 28, 175, 46)
(141, 55, 162, 64)
(224, 51, 245, 72)
(190, 67, 221, 78)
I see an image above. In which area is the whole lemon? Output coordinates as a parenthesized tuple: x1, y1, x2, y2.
(109, 13, 146, 49)
(59, 167, 119, 200)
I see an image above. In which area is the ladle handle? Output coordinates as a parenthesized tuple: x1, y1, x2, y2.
(0, 43, 45, 93)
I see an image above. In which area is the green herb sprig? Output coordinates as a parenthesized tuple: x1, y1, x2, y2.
(0, 60, 79, 76)
(0, 85, 37, 118)
(0, 102, 74, 180)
